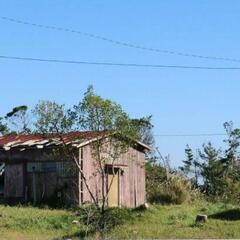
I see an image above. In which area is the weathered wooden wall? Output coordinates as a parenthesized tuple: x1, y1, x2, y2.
(0, 148, 79, 205)
(0, 141, 146, 207)
(4, 163, 24, 198)
(81, 144, 146, 208)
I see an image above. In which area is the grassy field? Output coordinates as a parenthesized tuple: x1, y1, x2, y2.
(0, 205, 81, 240)
(105, 201, 240, 239)
(0, 201, 239, 239)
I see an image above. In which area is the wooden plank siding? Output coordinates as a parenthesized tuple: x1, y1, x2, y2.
(4, 163, 25, 198)
(81, 144, 146, 208)
(0, 139, 146, 208)
(0, 148, 80, 205)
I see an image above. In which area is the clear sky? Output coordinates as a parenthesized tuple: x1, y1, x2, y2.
(0, 1, 240, 167)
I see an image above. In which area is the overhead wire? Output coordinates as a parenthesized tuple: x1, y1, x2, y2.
(154, 133, 227, 137)
(0, 17, 236, 139)
(1, 55, 240, 70)
(1, 16, 240, 63)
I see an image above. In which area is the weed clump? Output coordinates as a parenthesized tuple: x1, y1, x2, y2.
(75, 205, 138, 237)
(148, 174, 191, 204)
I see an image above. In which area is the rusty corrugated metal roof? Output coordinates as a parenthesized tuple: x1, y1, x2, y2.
(0, 131, 150, 151)
(0, 131, 100, 151)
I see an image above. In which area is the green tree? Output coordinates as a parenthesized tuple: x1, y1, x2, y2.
(33, 100, 74, 133)
(73, 86, 147, 213)
(5, 105, 31, 134)
(180, 122, 240, 203)
(0, 117, 8, 135)
(145, 162, 167, 202)
(33, 86, 150, 221)
(130, 116, 154, 145)
(181, 145, 194, 175)
(223, 121, 240, 170)
(180, 145, 200, 186)
(198, 142, 225, 197)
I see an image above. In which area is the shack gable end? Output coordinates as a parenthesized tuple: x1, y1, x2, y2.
(81, 144, 145, 208)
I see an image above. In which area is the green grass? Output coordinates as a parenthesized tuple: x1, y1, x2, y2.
(104, 201, 240, 239)
(0, 201, 239, 239)
(0, 205, 82, 239)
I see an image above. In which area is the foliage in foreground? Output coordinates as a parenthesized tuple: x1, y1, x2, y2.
(0, 201, 240, 239)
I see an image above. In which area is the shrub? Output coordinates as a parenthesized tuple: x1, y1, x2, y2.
(220, 178, 240, 205)
(160, 175, 190, 204)
(146, 162, 167, 202)
(77, 204, 135, 235)
(148, 174, 191, 204)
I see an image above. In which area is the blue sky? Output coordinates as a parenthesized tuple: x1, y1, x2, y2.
(1, 1, 240, 166)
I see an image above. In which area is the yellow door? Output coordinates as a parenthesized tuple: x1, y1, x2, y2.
(108, 173, 119, 207)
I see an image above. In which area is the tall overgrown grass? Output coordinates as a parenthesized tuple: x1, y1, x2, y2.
(147, 172, 196, 204)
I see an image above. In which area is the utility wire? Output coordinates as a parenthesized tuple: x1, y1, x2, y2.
(154, 133, 227, 137)
(1, 16, 240, 63)
(1, 55, 240, 70)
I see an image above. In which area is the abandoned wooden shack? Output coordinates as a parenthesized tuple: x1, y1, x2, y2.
(0, 132, 150, 207)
